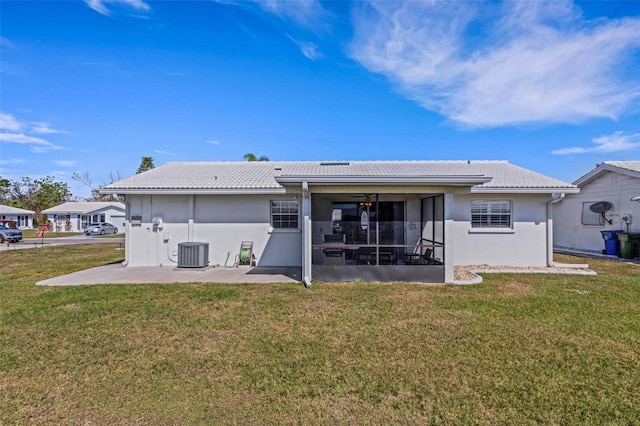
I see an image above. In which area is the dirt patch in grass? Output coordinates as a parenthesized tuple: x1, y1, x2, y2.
(497, 278, 536, 297)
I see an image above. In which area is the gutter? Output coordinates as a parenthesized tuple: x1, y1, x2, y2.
(276, 175, 492, 185)
(100, 188, 286, 196)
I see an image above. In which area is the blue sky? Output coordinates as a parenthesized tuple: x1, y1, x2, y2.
(1, 0, 639, 199)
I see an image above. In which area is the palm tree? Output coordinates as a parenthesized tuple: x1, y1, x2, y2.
(243, 153, 269, 162)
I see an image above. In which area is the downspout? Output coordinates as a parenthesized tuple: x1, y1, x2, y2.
(546, 193, 568, 267)
(302, 181, 312, 288)
(188, 195, 195, 242)
(122, 196, 130, 266)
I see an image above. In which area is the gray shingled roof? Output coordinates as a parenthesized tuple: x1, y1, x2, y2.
(102, 161, 577, 193)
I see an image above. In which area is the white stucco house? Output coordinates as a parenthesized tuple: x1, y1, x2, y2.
(554, 161, 640, 254)
(0, 204, 35, 229)
(42, 201, 126, 233)
(101, 160, 578, 284)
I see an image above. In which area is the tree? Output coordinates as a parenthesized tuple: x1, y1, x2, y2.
(72, 171, 121, 201)
(243, 153, 269, 162)
(0, 177, 10, 204)
(9, 176, 71, 225)
(136, 156, 155, 174)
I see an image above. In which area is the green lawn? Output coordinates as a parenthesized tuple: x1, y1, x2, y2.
(20, 229, 84, 238)
(1, 245, 639, 424)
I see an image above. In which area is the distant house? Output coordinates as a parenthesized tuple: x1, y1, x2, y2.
(102, 160, 578, 284)
(554, 161, 640, 254)
(0, 204, 35, 229)
(42, 201, 126, 233)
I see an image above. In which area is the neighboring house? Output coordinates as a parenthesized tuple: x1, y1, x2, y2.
(0, 204, 35, 229)
(554, 161, 640, 254)
(101, 161, 578, 284)
(42, 201, 126, 233)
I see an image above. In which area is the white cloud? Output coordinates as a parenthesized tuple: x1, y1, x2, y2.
(31, 122, 69, 134)
(153, 150, 174, 156)
(253, 0, 324, 26)
(349, 1, 640, 127)
(0, 112, 23, 132)
(54, 160, 77, 167)
(0, 158, 25, 165)
(287, 34, 323, 60)
(0, 132, 63, 151)
(1, 113, 68, 134)
(552, 131, 640, 155)
(0, 112, 66, 152)
(215, 0, 326, 28)
(205, 140, 221, 145)
(0, 37, 15, 50)
(85, 0, 151, 17)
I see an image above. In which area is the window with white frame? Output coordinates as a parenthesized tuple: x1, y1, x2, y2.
(471, 200, 512, 228)
(91, 214, 105, 223)
(271, 200, 299, 229)
(581, 202, 604, 226)
(81, 215, 90, 229)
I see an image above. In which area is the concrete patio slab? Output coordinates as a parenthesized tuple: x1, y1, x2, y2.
(37, 263, 302, 286)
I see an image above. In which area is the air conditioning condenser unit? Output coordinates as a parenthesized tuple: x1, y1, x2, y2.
(177, 242, 209, 268)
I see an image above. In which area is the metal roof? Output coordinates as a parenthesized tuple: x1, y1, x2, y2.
(0, 204, 35, 215)
(101, 160, 578, 194)
(42, 202, 126, 214)
(573, 161, 640, 186)
(601, 161, 640, 174)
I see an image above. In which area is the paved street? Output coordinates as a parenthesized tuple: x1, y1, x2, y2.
(1, 235, 125, 251)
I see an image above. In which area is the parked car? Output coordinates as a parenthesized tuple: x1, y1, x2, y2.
(0, 224, 23, 243)
(84, 222, 118, 235)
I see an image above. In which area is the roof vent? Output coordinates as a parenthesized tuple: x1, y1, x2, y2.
(320, 162, 350, 166)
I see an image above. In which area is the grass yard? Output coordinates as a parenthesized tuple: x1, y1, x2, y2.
(1, 244, 639, 424)
(20, 229, 85, 238)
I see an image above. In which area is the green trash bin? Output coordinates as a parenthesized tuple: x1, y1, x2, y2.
(618, 232, 640, 259)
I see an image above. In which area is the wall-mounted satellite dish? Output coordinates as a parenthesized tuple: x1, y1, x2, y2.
(590, 201, 613, 224)
(631, 195, 640, 203)
(589, 201, 612, 214)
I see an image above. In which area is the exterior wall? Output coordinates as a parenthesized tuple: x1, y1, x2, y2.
(554, 171, 640, 253)
(49, 207, 125, 232)
(123, 191, 554, 273)
(451, 193, 550, 267)
(124, 194, 301, 267)
(0, 214, 34, 229)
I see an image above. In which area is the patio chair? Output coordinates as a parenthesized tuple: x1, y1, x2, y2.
(323, 234, 345, 265)
(404, 239, 434, 265)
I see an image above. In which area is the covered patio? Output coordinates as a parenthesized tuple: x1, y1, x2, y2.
(275, 167, 492, 285)
(310, 192, 446, 283)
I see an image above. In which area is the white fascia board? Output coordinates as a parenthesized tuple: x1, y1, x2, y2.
(574, 163, 640, 186)
(471, 187, 580, 194)
(275, 175, 492, 186)
(100, 188, 287, 195)
(573, 165, 605, 186)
